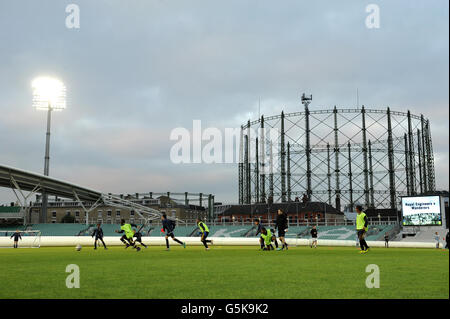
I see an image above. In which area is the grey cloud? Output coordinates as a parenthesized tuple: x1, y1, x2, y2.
(0, 0, 448, 204)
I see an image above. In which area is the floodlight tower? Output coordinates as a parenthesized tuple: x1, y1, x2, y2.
(32, 77, 66, 223)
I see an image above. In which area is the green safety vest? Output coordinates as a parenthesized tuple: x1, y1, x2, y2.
(356, 212, 368, 231)
(121, 224, 134, 238)
(261, 229, 272, 244)
(198, 221, 209, 233)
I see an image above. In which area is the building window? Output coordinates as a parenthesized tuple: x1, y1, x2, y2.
(98, 210, 102, 218)
(75, 211, 80, 217)
(130, 210, 135, 216)
(52, 211, 57, 218)
(107, 210, 112, 217)
(116, 210, 121, 217)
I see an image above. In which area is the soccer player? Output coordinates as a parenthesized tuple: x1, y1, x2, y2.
(133, 227, 148, 248)
(92, 223, 107, 250)
(260, 227, 274, 250)
(310, 226, 318, 248)
(384, 232, 389, 248)
(115, 219, 141, 252)
(161, 214, 185, 251)
(434, 232, 440, 249)
(254, 219, 279, 250)
(356, 205, 369, 253)
(275, 209, 289, 250)
(10, 230, 22, 248)
(197, 218, 213, 250)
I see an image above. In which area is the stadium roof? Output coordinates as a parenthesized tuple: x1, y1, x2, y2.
(0, 164, 102, 202)
(0, 164, 173, 221)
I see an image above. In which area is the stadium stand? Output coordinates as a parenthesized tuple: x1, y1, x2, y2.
(397, 226, 448, 243)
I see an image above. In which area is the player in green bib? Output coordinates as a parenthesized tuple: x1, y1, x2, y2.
(197, 218, 213, 250)
(260, 227, 275, 250)
(355, 205, 369, 254)
(115, 219, 141, 251)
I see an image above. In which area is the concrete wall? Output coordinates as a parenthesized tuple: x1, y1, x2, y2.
(0, 236, 442, 248)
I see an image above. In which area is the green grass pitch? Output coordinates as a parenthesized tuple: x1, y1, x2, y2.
(0, 245, 448, 299)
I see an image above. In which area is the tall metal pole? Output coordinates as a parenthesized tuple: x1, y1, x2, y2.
(420, 115, 428, 192)
(305, 105, 312, 200)
(238, 126, 244, 204)
(347, 142, 353, 211)
(244, 134, 250, 204)
(246, 120, 251, 203)
(425, 120, 436, 191)
(333, 107, 341, 211)
(255, 137, 260, 203)
(368, 140, 375, 208)
(260, 116, 266, 203)
(361, 106, 370, 207)
(42, 105, 52, 223)
(280, 111, 286, 202)
(387, 107, 397, 209)
(407, 111, 416, 195)
(327, 143, 332, 205)
(404, 133, 410, 196)
(417, 129, 423, 194)
(287, 142, 291, 202)
(269, 140, 274, 203)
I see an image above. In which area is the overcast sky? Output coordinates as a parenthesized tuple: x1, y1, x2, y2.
(0, 0, 448, 204)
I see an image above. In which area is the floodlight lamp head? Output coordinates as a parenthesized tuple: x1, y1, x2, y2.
(32, 77, 66, 110)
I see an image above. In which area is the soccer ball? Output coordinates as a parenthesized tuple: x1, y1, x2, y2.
(76, 244, 82, 251)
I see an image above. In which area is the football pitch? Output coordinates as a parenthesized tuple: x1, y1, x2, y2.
(0, 245, 448, 299)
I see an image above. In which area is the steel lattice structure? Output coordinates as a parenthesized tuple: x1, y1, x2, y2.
(238, 106, 436, 211)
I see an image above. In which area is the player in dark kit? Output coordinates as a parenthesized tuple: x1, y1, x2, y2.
(92, 223, 107, 250)
(275, 209, 289, 250)
(254, 219, 265, 250)
(310, 226, 318, 248)
(10, 230, 22, 248)
(161, 214, 186, 251)
(133, 226, 148, 248)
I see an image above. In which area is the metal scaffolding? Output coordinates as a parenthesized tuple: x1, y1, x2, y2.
(239, 106, 436, 211)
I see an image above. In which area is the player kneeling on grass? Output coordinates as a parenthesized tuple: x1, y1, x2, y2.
(254, 219, 279, 250)
(161, 214, 186, 251)
(115, 219, 141, 252)
(260, 228, 275, 250)
(355, 205, 370, 254)
(197, 218, 213, 250)
(10, 230, 22, 248)
(92, 223, 107, 250)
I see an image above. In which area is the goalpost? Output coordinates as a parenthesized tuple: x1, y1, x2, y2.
(0, 230, 41, 248)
